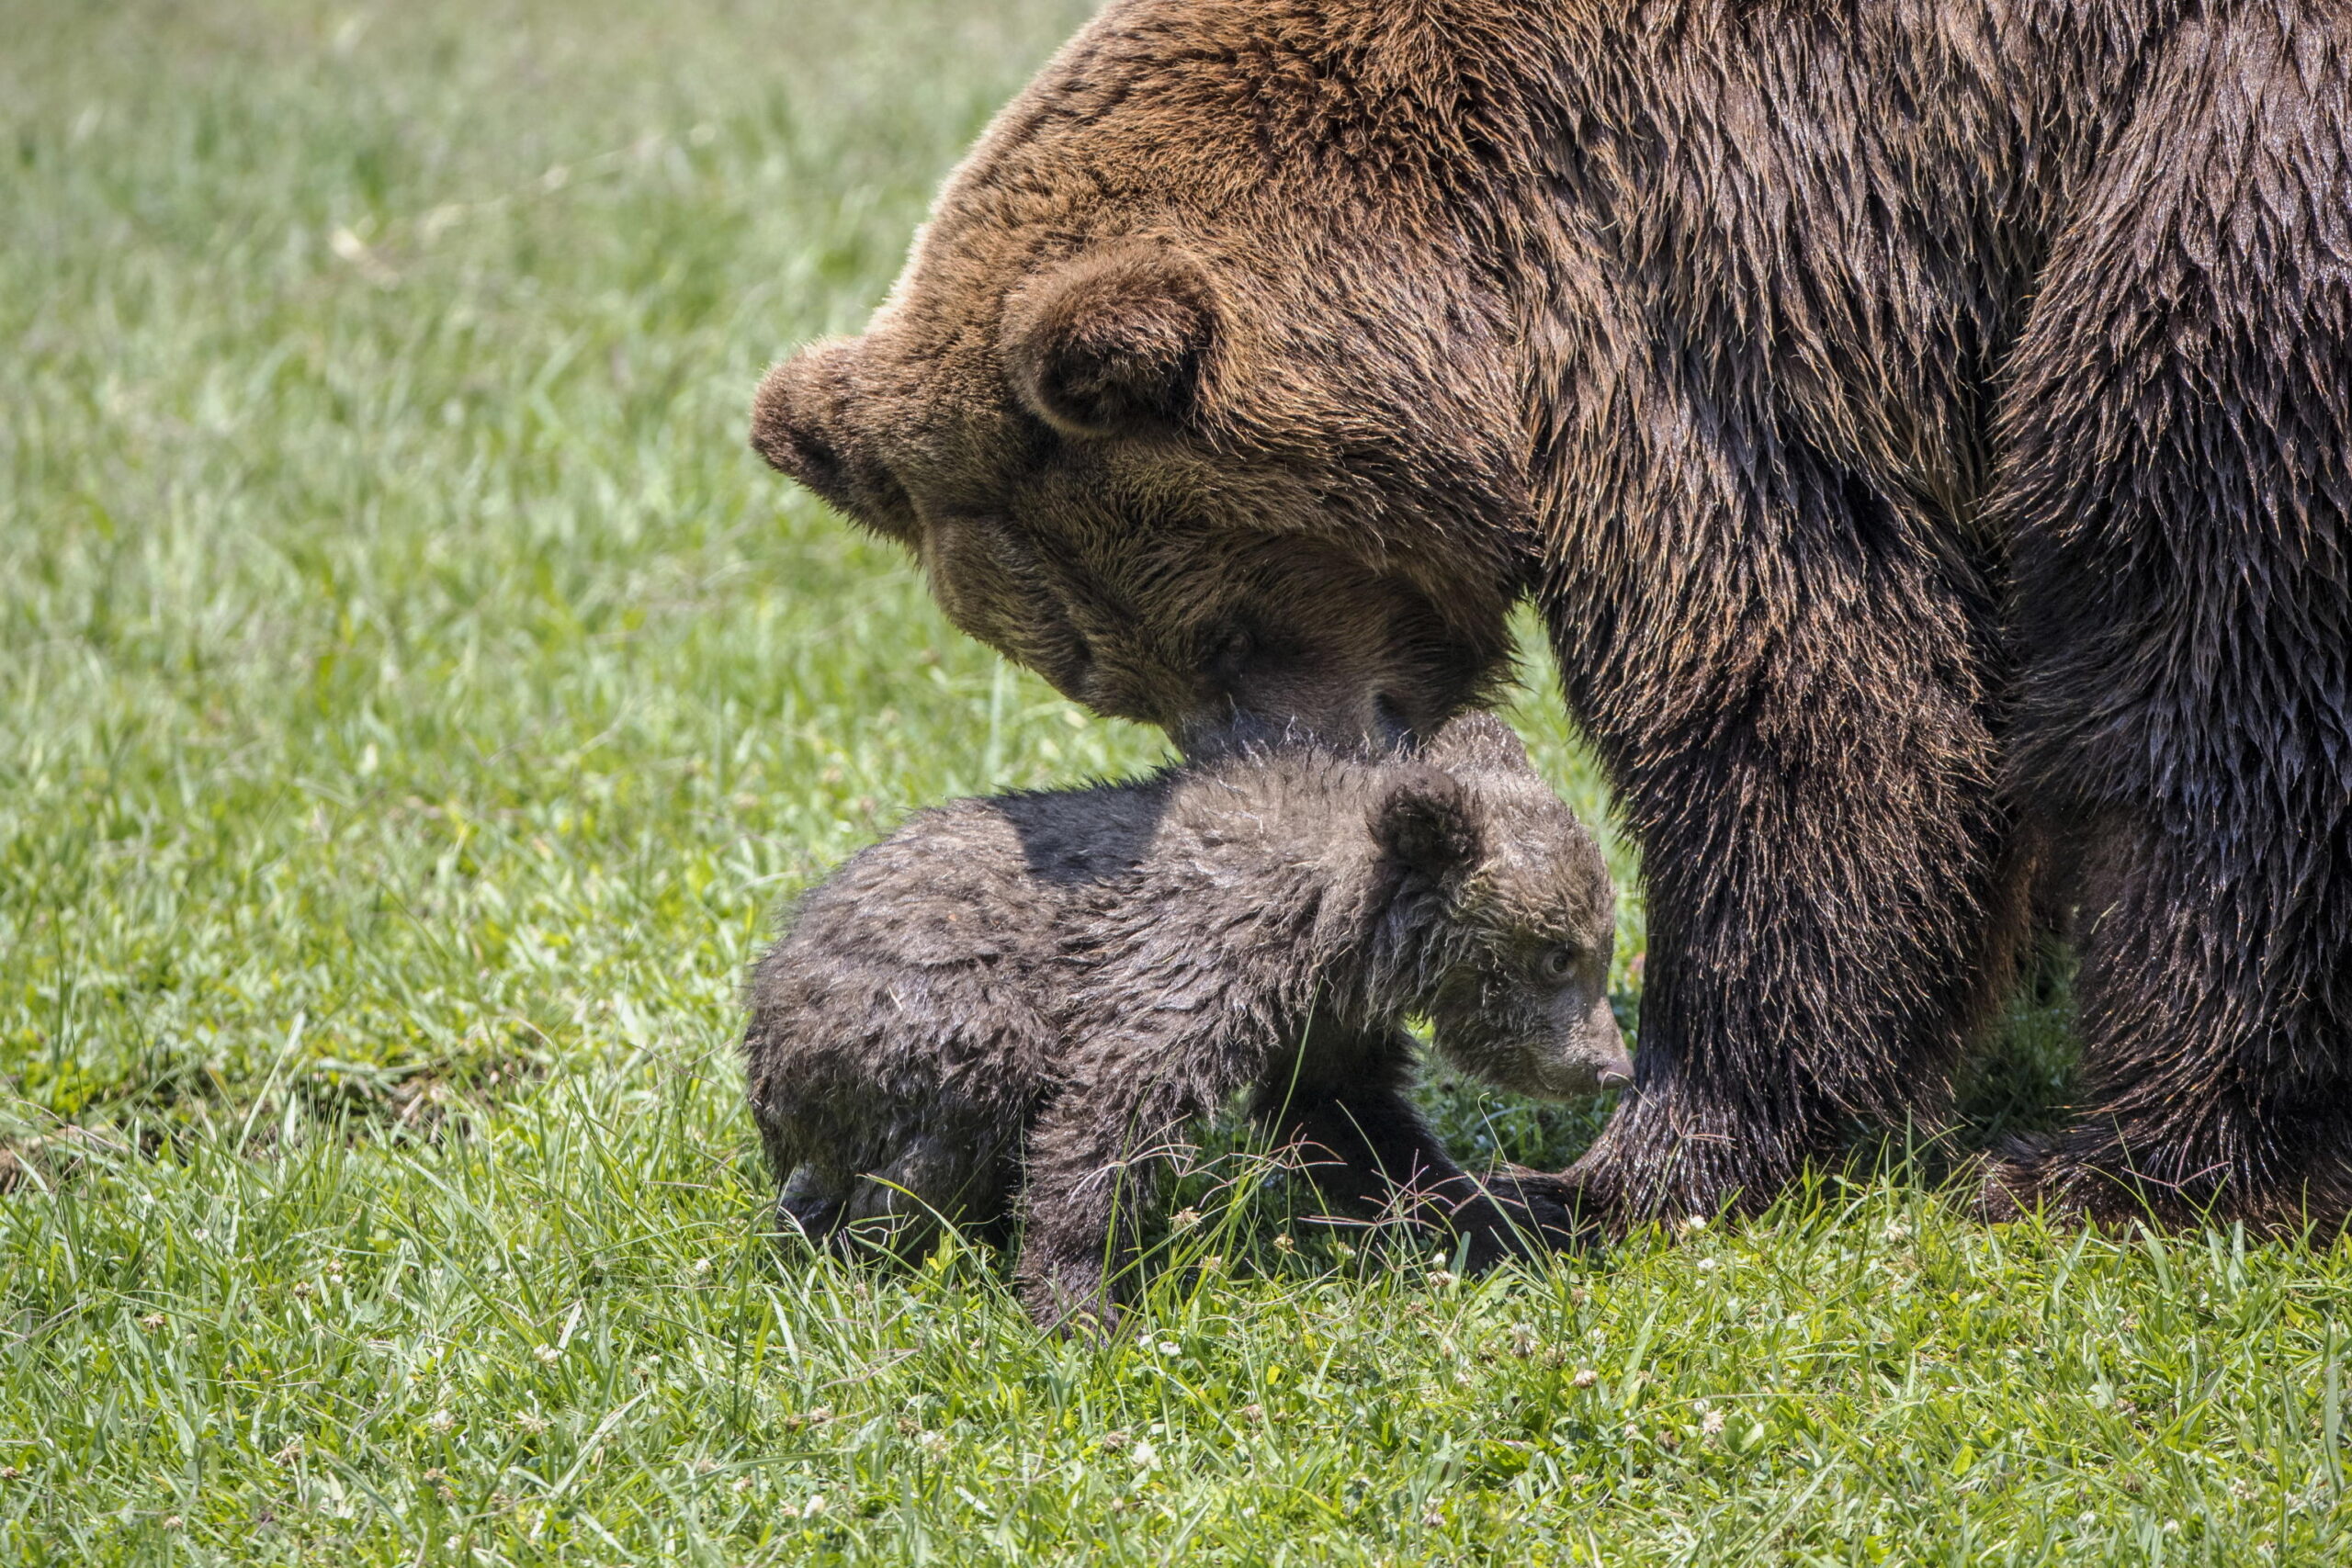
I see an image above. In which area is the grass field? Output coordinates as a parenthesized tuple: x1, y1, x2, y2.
(6, 2, 2351, 1562)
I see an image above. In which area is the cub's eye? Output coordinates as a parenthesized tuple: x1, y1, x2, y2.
(1539, 946, 1579, 983)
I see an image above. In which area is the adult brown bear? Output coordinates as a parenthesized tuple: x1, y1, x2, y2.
(750, 0, 2352, 1232)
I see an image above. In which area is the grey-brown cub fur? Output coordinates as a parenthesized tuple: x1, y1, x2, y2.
(741, 714, 1629, 1330)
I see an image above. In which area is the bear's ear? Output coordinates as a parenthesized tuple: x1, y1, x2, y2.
(1001, 245, 1217, 438)
(750, 339, 918, 542)
(1374, 767, 1482, 879)
(1421, 712, 1532, 774)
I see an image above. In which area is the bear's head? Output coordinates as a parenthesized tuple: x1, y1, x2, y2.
(752, 0, 1551, 756)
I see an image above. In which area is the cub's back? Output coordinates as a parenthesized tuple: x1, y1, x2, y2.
(743, 776, 1174, 1106)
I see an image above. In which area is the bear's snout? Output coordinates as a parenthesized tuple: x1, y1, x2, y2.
(751, 343, 917, 540)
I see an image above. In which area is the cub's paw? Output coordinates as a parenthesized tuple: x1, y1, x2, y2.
(776, 1165, 845, 1242)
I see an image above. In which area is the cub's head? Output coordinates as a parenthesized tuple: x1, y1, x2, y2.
(750, 0, 1546, 756)
(1373, 714, 1630, 1099)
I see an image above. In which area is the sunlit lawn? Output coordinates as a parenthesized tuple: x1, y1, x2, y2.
(5, 2, 2349, 1561)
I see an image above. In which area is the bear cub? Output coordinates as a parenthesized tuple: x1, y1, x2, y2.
(741, 714, 1629, 1331)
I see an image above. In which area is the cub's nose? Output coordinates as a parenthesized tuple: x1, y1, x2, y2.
(1585, 992, 1634, 1089)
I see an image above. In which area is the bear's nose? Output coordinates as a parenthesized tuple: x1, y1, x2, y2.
(749, 342, 918, 540)
(1174, 706, 1292, 761)
(1174, 693, 1419, 761)
(751, 351, 846, 489)
(1371, 693, 1416, 751)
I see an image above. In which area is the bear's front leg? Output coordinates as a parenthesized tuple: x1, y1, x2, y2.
(1548, 538, 2022, 1229)
(1972, 15, 2352, 1232)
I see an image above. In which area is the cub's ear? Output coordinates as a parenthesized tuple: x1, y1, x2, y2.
(1374, 767, 1481, 879)
(1001, 245, 1217, 438)
(1421, 712, 1532, 774)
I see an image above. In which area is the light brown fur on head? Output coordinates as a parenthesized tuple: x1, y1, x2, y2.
(749, 2, 1548, 754)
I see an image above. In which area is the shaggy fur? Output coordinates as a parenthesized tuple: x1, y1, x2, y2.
(748, 1, 2351, 1231)
(741, 716, 1628, 1330)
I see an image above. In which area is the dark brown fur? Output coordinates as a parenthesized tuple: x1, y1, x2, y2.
(750, 2, 2352, 1232)
(741, 716, 1627, 1330)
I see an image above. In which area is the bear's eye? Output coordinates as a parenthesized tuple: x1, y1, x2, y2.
(1539, 945, 1579, 983)
(1213, 626, 1254, 671)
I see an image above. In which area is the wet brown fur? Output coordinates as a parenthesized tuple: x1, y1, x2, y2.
(741, 716, 1627, 1331)
(750, 2, 2352, 1232)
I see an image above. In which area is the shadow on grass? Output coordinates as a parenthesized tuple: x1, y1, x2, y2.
(0, 1048, 548, 1195)
(1951, 936, 2084, 1145)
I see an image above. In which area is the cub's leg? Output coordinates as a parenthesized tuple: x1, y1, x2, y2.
(761, 1107, 1013, 1256)
(833, 1132, 1009, 1257)
(1985, 6, 2352, 1228)
(1016, 1077, 1222, 1336)
(1017, 1001, 1296, 1332)
(1247, 1032, 1578, 1263)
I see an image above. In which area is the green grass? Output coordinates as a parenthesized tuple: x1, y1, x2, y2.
(4, 1, 2349, 1561)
